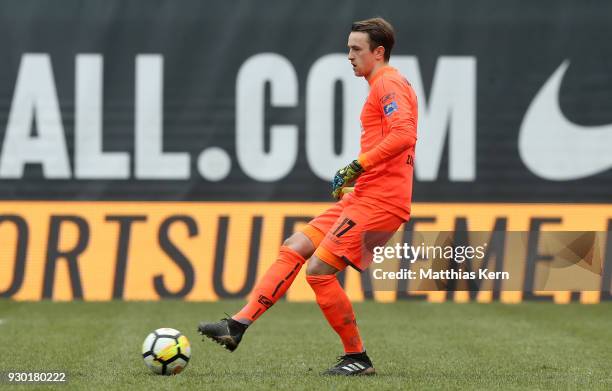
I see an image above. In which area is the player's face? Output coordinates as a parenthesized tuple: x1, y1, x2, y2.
(347, 32, 377, 78)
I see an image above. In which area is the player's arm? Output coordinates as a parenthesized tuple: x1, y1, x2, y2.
(331, 78, 417, 199)
(358, 78, 417, 170)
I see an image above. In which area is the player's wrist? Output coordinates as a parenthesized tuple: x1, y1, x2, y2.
(357, 155, 370, 171)
(350, 159, 363, 172)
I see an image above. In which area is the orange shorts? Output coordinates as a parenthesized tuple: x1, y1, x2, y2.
(300, 193, 406, 271)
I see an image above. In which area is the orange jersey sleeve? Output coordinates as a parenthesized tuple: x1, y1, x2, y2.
(359, 69, 418, 169)
(352, 66, 418, 220)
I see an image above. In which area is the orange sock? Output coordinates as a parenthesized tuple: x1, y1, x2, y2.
(233, 246, 306, 323)
(306, 275, 364, 354)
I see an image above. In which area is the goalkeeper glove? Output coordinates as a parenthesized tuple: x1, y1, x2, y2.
(331, 159, 364, 200)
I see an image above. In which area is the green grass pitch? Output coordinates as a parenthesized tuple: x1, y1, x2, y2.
(1, 300, 611, 390)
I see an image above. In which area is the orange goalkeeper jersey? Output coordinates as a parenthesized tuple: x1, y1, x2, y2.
(354, 66, 418, 220)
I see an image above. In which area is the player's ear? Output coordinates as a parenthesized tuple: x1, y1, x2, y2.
(374, 46, 385, 60)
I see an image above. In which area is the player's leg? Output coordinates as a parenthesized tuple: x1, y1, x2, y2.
(305, 255, 375, 375)
(198, 201, 344, 351)
(197, 230, 318, 351)
(231, 229, 319, 324)
(306, 202, 404, 375)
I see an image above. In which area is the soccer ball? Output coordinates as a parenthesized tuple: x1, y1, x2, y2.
(142, 328, 191, 375)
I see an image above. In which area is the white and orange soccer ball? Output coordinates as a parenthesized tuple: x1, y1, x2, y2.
(142, 328, 191, 375)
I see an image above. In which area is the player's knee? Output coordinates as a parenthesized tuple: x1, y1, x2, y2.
(282, 232, 315, 259)
(305, 257, 337, 276)
(305, 261, 323, 276)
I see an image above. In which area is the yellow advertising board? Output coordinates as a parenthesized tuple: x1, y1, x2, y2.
(0, 202, 611, 303)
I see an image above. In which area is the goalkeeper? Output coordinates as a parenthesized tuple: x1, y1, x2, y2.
(199, 17, 417, 376)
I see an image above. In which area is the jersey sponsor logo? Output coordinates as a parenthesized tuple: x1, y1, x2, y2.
(380, 92, 395, 104)
(519, 60, 612, 180)
(383, 101, 398, 116)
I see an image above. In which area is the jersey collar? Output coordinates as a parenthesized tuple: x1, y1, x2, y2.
(367, 65, 395, 86)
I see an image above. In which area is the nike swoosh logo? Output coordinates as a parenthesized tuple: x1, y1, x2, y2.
(519, 60, 612, 180)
